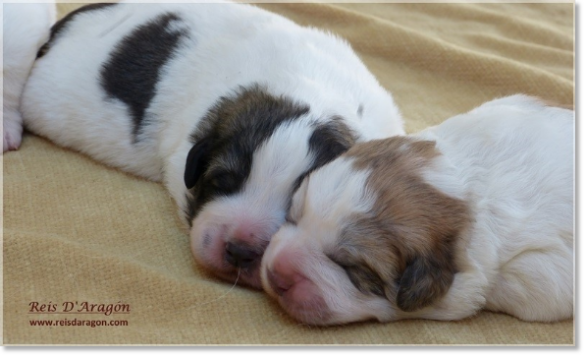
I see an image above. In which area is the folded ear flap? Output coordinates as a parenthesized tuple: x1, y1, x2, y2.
(184, 137, 213, 189)
(396, 250, 456, 312)
(309, 118, 356, 169)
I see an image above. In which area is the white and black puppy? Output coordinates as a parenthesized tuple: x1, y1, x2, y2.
(2, 2, 56, 152)
(261, 95, 573, 325)
(20, 1, 404, 288)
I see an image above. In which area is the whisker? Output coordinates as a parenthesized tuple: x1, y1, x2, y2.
(189, 269, 241, 308)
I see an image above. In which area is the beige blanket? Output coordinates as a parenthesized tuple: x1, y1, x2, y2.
(2, 1, 574, 345)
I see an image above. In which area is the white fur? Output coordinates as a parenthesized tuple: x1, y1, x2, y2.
(20, 1, 404, 287)
(2, 2, 56, 152)
(261, 158, 387, 324)
(261, 95, 574, 324)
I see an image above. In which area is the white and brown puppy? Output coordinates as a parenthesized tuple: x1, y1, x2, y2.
(261, 95, 573, 325)
(20, 1, 404, 288)
(2, 2, 56, 152)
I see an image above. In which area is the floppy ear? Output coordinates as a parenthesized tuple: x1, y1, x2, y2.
(396, 249, 456, 312)
(309, 118, 356, 169)
(184, 137, 213, 189)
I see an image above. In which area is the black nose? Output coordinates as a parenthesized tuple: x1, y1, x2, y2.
(224, 242, 260, 269)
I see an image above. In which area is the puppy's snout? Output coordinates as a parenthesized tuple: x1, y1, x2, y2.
(265, 250, 306, 297)
(224, 242, 260, 268)
(267, 269, 295, 296)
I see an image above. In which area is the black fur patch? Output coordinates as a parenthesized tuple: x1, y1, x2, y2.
(289, 117, 357, 195)
(37, 3, 117, 58)
(309, 117, 356, 172)
(184, 85, 311, 224)
(100, 13, 187, 140)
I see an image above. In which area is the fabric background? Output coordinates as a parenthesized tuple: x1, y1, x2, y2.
(2, 1, 574, 345)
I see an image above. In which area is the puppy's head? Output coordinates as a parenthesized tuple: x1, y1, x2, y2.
(261, 137, 471, 325)
(184, 85, 357, 288)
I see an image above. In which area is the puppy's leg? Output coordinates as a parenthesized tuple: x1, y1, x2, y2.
(485, 247, 573, 322)
(2, 2, 56, 153)
(3, 110, 24, 152)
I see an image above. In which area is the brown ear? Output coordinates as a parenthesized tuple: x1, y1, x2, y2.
(396, 248, 456, 312)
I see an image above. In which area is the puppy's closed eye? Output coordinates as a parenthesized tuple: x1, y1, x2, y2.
(342, 262, 386, 298)
(327, 252, 389, 299)
(208, 171, 240, 194)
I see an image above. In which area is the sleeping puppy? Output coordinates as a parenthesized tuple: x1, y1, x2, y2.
(261, 95, 573, 325)
(20, 1, 404, 288)
(2, 2, 56, 152)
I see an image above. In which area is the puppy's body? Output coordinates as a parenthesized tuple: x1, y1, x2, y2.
(2, 2, 56, 152)
(21, 1, 403, 287)
(262, 95, 573, 325)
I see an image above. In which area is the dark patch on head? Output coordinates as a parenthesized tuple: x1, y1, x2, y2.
(289, 118, 357, 200)
(37, 3, 117, 58)
(309, 117, 357, 174)
(183, 84, 311, 225)
(100, 13, 188, 140)
(357, 104, 364, 117)
(328, 137, 471, 312)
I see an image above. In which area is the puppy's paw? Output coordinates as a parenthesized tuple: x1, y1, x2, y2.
(3, 112, 24, 153)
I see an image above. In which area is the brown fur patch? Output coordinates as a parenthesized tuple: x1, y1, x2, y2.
(330, 137, 471, 312)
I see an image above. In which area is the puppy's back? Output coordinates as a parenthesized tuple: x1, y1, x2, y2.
(424, 95, 573, 321)
(424, 95, 573, 222)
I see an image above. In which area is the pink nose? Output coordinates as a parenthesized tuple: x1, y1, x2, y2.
(266, 254, 332, 324)
(267, 269, 293, 296)
(267, 251, 305, 296)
